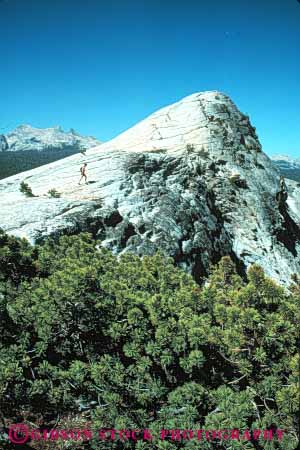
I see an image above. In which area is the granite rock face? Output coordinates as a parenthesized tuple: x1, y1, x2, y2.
(0, 91, 299, 285)
(3, 124, 100, 152)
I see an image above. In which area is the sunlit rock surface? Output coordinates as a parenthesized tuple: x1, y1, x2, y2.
(0, 91, 299, 285)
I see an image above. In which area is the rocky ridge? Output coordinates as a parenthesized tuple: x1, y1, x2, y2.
(0, 91, 299, 285)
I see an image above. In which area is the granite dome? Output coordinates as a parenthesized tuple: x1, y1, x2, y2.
(0, 91, 299, 285)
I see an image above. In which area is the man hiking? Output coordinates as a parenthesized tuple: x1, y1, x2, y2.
(276, 175, 288, 205)
(79, 163, 87, 185)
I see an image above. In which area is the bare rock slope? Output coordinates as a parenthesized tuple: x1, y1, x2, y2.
(0, 91, 299, 285)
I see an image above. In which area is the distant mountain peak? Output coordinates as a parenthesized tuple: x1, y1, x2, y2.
(271, 154, 300, 182)
(4, 124, 101, 152)
(271, 154, 300, 163)
(271, 154, 300, 168)
(15, 124, 34, 131)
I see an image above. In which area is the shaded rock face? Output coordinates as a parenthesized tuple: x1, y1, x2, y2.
(0, 134, 9, 151)
(0, 91, 299, 285)
(4, 124, 100, 152)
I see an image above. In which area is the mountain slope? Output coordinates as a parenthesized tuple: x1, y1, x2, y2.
(0, 125, 101, 179)
(0, 91, 299, 285)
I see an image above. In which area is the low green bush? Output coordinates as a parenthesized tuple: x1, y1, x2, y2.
(19, 181, 35, 197)
(48, 188, 61, 198)
(0, 231, 298, 449)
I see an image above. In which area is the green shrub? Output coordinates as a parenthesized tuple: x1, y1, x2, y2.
(48, 188, 61, 198)
(19, 181, 35, 197)
(0, 233, 298, 449)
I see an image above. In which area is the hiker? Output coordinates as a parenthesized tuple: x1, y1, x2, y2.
(279, 175, 287, 194)
(79, 163, 87, 185)
(276, 175, 288, 204)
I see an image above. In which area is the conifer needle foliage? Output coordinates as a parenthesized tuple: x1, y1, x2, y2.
(0, 230, 299, 449)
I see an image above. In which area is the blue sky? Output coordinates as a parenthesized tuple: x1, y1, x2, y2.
(0, 0, 299, 157)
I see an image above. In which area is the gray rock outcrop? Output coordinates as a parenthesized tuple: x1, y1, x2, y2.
(0, 91, 299, 285)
